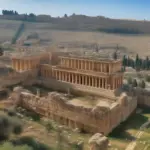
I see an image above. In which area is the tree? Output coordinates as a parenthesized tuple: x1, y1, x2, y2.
(122, 55, 127, 67)
(135, 54, 140, 70)
(139, 80, 146, 89)
(113, 51, 117, 60)
(145, 56, 150, 69)
(64, 14, 68, 18)
(132, 79, 138, 87)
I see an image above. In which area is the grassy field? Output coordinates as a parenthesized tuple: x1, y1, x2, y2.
(0, 19, 21, 43)
(13, 107, 150, 150)
(0, 19, 150, 56)
(22, 26, 150, 56)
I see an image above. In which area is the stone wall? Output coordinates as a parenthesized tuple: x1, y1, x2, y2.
(37, 77, 117, 100)
(15, 89, 137, 135)
(0, 69, 38, 88)
(129, 88, 150, 108)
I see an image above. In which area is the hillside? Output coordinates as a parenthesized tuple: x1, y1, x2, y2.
(0, 14, 150, 34)
(0, 19, 21, 43)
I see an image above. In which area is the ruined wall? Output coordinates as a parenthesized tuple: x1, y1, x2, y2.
(124, 87, 150, 108)
(0, 69, 38, 88)
(131, 88, 150, 108)
(16, 90, 137, 135)
(37, 77, 116, 99)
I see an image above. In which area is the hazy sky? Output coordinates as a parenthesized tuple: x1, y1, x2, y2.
(0, 0, 149, 20)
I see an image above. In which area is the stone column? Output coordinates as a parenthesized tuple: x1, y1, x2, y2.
(69, 73, 71, 82)
(58, 71, 61, 80)
(61, 71, 63, 80)
(85, 76, 88, 86)
(102, 78, 104, 88)
(56, 70, 58, 79)
(72, 73, 74, 83)
(105, 78, 108, 89)
(89, 76, 91, 86)
(95, 77, 97, 87)
(65, 72, 68, 82)
(79, 74, 81, 84)
(75, 74, 77, 84)
(92, 77, 94, 87)
(98, 78, 101, 88)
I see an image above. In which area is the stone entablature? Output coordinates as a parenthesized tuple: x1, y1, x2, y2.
(60, 56, 122, 74)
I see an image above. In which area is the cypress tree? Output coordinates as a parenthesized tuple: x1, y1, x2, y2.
(132, 79, 138, 87)
(139, 80, 146, 89)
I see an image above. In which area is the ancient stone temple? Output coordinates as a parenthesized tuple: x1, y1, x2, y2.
(11, 52, 50, 72)
(41, 56, 123, 90)
(9, 51, 137, 136)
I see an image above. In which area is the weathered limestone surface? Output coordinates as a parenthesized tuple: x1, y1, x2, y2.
(40, 56, 123, 90)
(0, 69, 38, 88)
(13, 89, 137, 135)
(2, 51, 138, 137)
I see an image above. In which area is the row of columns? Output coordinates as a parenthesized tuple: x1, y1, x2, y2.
(12, 59, 40, 72)
(48, 69, 108, 89)
(113, 76, 123, 89)
(41, 67, 123, 90)
(61, 57, 112, 73)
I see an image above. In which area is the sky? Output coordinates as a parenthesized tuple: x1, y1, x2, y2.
(0, 0, 150, 20)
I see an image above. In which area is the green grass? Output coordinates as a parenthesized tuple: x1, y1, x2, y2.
(108, 110, 150, 150)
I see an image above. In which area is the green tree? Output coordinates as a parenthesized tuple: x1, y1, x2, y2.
(122, 55, 127, 67)
(135, 54, 140, 70)
(139, 80, 146, 89)
(146, 56, 150, 69)
(132, 79, 138, 87)
(113, 51, 117, 60)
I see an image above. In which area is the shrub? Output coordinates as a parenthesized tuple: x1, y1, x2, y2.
(7, 107, 16, 117)
(45, 121, 54, 132)
(0, 113, 23, 141)
(12, 136, 51, 150)
(13, 123, 23, 135)
(0, 142, 32, 150)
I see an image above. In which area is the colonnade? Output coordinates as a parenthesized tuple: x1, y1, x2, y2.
(12, 58, 40, 72)
(112, 76, 123, 90)
(60, 57, 114, 73)
(41, 67, 123, 90)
